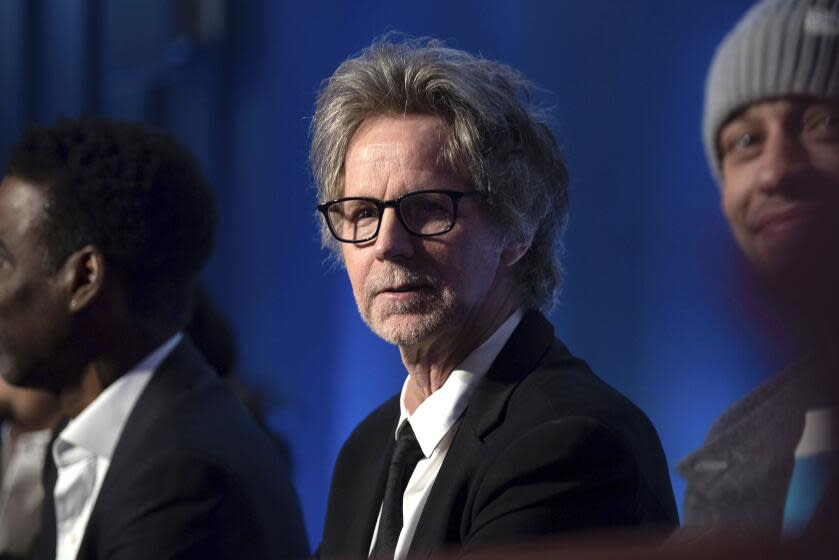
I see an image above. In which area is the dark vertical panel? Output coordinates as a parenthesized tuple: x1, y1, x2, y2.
(98, 0, 171, 120)
(0, 0, 39, 167)
(83, 0, 101, 113)
(203, 0, 234, 298)
(37, 0, 87, 121)
(0, 0, 26, 166)
(23, 0, 41, 124)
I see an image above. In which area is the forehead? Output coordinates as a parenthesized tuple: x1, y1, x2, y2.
(344, 114, 460, 196)
(350, 112, 446, 146)
(0, 175, 50, 243)
(724, 95, 838, 126)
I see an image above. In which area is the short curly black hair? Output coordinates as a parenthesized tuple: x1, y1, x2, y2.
(5, 117, 217, 329)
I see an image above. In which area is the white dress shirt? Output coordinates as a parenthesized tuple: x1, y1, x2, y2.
(53, 333, 181, 560)
(369, 310, 523, 560)
(0, 424, 53, 556)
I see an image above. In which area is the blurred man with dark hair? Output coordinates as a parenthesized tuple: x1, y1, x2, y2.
(0, 117, 308, 559)
(678, 0, 838, 541)
(0, 380, 60, 560)
(311, 36, 677, 560)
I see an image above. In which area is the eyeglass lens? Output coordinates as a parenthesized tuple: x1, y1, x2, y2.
(327, 191, 456, 241)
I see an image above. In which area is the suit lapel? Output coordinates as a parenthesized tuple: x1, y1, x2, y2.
(353, 426, 395, 557)
(465, 311, 555, 438)
(408, 310, 556, 557)
(320, 399, 399, 558)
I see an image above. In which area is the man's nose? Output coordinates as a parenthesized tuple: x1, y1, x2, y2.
(374, 208, 415, 261)
(755, 132, 810, 194)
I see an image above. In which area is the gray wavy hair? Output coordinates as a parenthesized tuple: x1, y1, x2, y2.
(310, 35, 569, 311)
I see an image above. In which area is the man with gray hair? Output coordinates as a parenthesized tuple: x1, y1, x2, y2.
(312, 36, 678, 559)
(677, 0, 838, 540)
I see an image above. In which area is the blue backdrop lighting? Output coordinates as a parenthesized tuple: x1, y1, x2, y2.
(1, 0, 789, 545)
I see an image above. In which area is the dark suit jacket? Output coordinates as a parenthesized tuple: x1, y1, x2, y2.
(38, 338, 309, 560)
(318, 310, 678, 559)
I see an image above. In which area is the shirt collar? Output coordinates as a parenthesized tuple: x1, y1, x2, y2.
(398, 309, 524, 457)
(57, 333, 182, 462)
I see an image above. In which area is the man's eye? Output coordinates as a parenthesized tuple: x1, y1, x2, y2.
(722, 131, 762, 161)
(734, 133, 757, 149)
(349, 206, 376, 222)
(414, 200, 447, 215)
(809, 111, 839, 141)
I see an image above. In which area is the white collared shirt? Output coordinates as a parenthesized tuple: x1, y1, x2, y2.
(368, 310, 523, 560)
(0, 424, 53, 556)
(53, 333, 181, 560)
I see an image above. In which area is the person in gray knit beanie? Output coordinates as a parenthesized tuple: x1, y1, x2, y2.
(677, 0, 839, 541)
(703, 0, 838, 184)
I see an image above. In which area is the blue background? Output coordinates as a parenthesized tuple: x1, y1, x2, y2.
(1, 0, 791, 545)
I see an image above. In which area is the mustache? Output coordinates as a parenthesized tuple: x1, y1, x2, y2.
(364, 266, 439, 297)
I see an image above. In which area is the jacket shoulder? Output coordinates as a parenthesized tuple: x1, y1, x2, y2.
(90, 339, 309, 558)
(495, 338, 679, 527)
(511, 339, 660, 440)
(334, 395, 400, 468)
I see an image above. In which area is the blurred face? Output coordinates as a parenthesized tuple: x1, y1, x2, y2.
(0, 176, 72, 390)
(340, 114, 514, 347)
(719, 97, 839, 284)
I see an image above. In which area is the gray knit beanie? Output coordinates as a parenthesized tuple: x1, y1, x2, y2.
(703, 0, 839, 184)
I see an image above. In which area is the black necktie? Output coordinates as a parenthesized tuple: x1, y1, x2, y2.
(370, 421, 424, 559)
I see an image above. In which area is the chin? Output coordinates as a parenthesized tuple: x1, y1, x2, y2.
(367, 311, 452, 347)
(0, 361, 54, 392)
(361, 292, 459, 347)
(0, 363, 28, 389)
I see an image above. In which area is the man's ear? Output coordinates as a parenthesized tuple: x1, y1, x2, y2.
(501, 235, 533, 268)
(59, 245, 106, 313)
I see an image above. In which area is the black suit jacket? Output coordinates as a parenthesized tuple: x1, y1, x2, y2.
(319, 311, 678, 559)
(38, 338, 309, 560)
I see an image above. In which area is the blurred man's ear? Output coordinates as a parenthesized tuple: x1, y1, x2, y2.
(60, 245, 106, 313)
(501, 242, 530, 267)
(501, 230, 534, 267)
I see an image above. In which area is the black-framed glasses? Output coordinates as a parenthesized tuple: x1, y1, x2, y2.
(317, 189, 482, 244)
